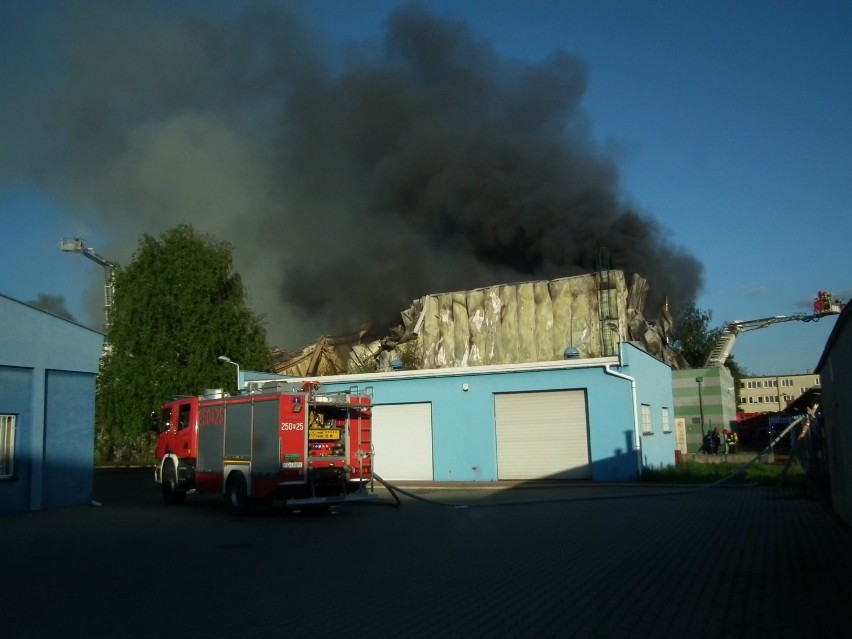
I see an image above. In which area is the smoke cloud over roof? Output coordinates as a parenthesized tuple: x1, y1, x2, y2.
(26, 294, 78, 323)
(0, 2, 702, 347)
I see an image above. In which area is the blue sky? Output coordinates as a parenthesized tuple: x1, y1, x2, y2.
(1, 0, 849, 375)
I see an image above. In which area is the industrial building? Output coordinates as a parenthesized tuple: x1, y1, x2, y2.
(0, 293, 103, 514)
(257, 341, 676, 483)
(262, 271, 679, 481)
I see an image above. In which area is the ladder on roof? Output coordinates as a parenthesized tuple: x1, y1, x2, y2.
(596, 248, 618, 357)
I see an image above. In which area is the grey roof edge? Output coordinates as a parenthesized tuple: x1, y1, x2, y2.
(0, 291, 105, 337)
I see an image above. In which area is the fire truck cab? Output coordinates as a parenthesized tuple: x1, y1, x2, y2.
(152, 382, 374, 514)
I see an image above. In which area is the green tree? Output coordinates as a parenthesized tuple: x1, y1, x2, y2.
(670, 302, 721, 368)
(96, 225, 270, 462)
(671, 302, 748, 404)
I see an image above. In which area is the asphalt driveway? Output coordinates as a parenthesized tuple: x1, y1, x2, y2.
(2, 470, 851, 638)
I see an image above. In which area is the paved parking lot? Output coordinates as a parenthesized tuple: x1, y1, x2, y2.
(3, 470, 852, 638)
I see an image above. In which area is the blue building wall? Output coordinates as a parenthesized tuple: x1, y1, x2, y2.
(1, 294, 103, 513)
(43, 371, 98, 508)
(624, 342, 679, 470)
(282, 342, 675, 482)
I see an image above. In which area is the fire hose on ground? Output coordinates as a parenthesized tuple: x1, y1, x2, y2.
(361, 410, 814, 510)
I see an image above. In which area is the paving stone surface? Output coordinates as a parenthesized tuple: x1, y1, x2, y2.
(2, 470, 851, 638)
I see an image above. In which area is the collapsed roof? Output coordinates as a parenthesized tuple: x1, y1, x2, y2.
(272, 270, 686, 377)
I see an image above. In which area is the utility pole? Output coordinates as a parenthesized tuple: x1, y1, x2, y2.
(696, 376, 706, 452)
(60, 238, 116, 337)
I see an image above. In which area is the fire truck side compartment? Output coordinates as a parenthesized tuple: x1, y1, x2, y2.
(224, 402, 251, 461)
(197, 404, 223, 474)
(251, 398, 281, 477)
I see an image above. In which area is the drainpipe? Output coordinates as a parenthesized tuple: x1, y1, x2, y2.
(603, 344, 642, 479)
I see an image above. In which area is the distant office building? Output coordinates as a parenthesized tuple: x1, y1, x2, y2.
(738, 373, 821, 413)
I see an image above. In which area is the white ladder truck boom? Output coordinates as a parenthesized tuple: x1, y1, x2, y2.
(704, 291, 845, 368)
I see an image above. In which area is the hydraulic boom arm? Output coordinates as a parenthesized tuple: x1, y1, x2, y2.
(704, 312, 830, 367)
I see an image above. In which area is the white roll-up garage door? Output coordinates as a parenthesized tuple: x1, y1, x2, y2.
(495, 390, 591, 480)
(371, 403, 434, 480)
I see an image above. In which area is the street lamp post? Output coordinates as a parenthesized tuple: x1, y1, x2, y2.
(696, 376, 706, 452)
(218, 356, 240, 392)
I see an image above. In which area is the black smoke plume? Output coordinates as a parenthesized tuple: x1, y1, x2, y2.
(0, 2, 702, 347)
(26, 294, 78, 323)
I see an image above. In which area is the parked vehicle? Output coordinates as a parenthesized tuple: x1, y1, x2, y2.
(152, 381, 374, 514)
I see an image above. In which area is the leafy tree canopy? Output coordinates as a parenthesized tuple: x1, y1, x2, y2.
(97, 225, 270, 455)
(671, 302, 749, 403)
(670, 302, 721, 368)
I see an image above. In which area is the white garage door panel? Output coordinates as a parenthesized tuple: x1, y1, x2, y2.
(371, 403, 433, 481)
(495, 391, 590, 480)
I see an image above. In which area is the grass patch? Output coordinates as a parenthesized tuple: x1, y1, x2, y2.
(643, 459, 807, 486)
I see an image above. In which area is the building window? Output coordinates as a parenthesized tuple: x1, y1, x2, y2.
(641, 404, 652, 435)
(1, 414, 16, 480)
(662, 407, 671, 433)
(815, 378, 821, 386)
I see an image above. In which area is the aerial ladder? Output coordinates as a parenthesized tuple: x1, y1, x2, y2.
(60, 238, 116, 334)
(704, 292, 845, 367)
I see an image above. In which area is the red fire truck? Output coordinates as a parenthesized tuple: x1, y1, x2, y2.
(152, 381, 374, 514)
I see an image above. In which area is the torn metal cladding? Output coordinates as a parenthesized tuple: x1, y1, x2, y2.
(274, 270, 683, 376)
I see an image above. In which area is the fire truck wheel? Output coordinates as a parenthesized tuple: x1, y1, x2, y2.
(226, 472, 249, 516)
(161, 461, 186, 505)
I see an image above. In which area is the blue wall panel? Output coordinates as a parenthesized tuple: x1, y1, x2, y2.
(315, 344, 671, 483)
(43, 370, 96, 509)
